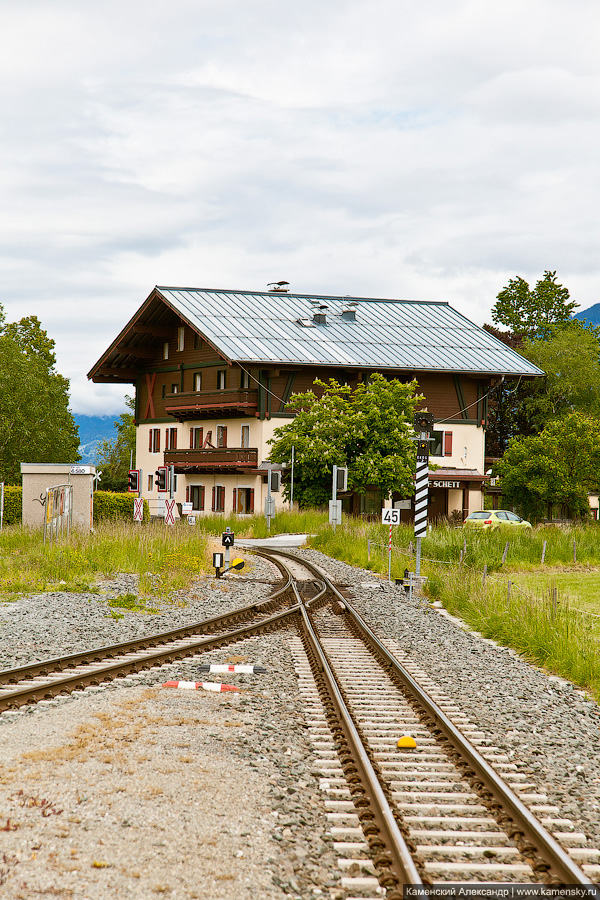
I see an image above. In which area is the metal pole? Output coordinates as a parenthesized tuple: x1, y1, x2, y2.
(267, 463, 272, 532)
(332, 465, 337, 533)
(290, 445, 295, 508)
(415, 536, 422, 577)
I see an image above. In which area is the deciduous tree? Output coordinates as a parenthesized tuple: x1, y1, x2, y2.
(497, 413, 600, 521)
(0, 312, 79, 483)
(491, 270, 578, 338)
(268, 374, 422, 507)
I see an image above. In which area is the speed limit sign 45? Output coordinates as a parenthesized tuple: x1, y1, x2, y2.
(381, 508, 401, 525)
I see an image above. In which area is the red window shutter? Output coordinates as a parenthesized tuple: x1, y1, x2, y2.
(190, 429, 194, 449)
(155, 429, 160, 452)
(149, 430, 153, 452)
(444, 431, 453, 456)
(198, 428, 203, 449)
(222, 426, 227, 448)
(186, 486, 190, 502)
(200, 486, 205, 511)
(249, 489, 254, 513)
(165, 428, 168, 450)
(172, 429, 177, 450)
(232, 488, 237, 512)
(211, 486, 216, 511)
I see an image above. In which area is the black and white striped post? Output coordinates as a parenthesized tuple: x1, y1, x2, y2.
(413, 412, 434, 576)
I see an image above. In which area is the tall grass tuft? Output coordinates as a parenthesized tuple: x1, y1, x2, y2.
(429, 566, 600, 699)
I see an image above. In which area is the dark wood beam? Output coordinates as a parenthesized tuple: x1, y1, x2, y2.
(132, 324, 171, 337)
(96, 366, 139, 379)
(116, 344, 157, 358)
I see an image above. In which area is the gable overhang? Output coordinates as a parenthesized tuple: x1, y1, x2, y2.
(87, 287, 231, 384)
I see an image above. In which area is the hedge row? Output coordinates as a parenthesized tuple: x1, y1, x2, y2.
(93, 491, 150, 523)
(0, 488, 149, 525)
(1, 486, 23, 525)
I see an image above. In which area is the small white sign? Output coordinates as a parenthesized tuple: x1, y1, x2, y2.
(182, 502, 193, 514)
(382, 508, 401, 525)
(187, 515, 196, 526)
(70, 465, 93, 475)
(329, 499, 342, 525)
(394, 499, 412, 510)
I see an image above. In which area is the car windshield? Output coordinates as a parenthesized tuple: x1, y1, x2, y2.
(467, 511, 490, 519)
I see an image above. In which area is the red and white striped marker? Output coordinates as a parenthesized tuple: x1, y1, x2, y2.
(162, 681, 239, 692)
(197, 664, 267, 674)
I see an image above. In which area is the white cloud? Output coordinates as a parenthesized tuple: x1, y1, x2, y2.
(1, 0, 600, 413)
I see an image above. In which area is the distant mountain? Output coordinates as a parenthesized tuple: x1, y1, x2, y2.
(575, 303, 600, 326)
(74, 414, 120, 464)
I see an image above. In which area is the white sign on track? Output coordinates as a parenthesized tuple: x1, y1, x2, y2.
(381, 508, 401, 525)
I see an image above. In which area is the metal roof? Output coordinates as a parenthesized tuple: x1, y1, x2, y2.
(154, 287, 543, 377)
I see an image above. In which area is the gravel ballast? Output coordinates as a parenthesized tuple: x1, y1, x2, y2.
(0, 546, 599, 897)
(295, 547, 600, 849)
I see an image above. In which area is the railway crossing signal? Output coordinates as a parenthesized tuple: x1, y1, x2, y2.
(127, 469, 140, 493)
(155, 467, 167, 492)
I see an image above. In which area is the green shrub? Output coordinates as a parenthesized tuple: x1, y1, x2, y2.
(93, 491, 149, 523)
(1, 486, 22, 525)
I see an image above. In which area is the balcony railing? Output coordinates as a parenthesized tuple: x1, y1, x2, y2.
(165, 389, 258, 420)
(163, 447, 258, 473)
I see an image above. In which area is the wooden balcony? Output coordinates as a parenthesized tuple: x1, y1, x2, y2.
(165, 389, 258, 420)
(164, 447, 259, 474)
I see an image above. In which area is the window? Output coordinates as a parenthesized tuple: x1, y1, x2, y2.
(148, 428, 160, 453)
(240, 369, 250, 389)
(178, 327, 185, 351)
(504, 511, 522, 522)
(161, 385, 166, 399)
(216, 425, 227, 448)
(430, 431, 443, 457)
(212, 485, 225, 512)
(240, 425, 250, 448)
(147, 474, 153, 493)
(234, 487, 254, 514)
(163, 342, 169, 360)
(190, 485, 205, 511)
(193, 372, 202, 392)
(165, 428, 177, 450)
(171, 383, 179, 394)
(190, 427, 203, 449)
(217, 369, 226, 390)
(429, 430, 452, 458)
(194, 333, 202, 349)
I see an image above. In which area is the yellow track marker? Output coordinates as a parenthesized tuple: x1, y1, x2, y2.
(397, 735, 417, 749)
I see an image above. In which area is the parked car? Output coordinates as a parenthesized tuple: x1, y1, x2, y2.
(463, 510, 532, 530)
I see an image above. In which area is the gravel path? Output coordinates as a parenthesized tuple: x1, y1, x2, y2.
(0, 546, 599, 898)
(0, 554, 342, 900)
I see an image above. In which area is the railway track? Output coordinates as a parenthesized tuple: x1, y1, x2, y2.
(0, 557, 303, 712)
(258, 548, 600, 897)
(1, 545, 598, 896)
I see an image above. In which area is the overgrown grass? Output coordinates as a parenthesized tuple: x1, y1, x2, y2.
(309, 518, 600, 699)
(0, 510, 329, 599)
(0, 523, 211, 599)
(425, 566, 600, 699)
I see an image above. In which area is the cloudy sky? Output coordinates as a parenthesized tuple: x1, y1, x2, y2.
(1, 0, 599, 415)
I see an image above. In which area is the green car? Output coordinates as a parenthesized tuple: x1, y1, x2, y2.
(464, 510, 532, 530)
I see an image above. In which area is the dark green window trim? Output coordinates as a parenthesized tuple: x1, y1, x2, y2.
(278, 372, 297, 412)
(453, 375, 469, 419)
